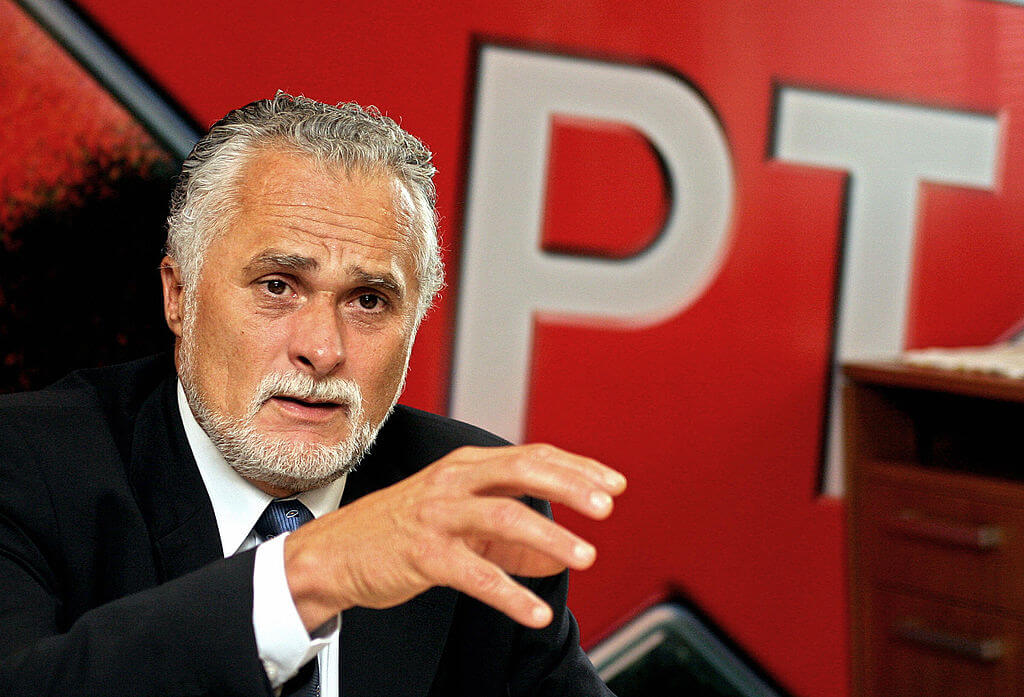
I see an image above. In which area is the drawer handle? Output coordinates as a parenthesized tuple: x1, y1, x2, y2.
(891, 510, 1003, 550)
(893, 619, 1005, 663)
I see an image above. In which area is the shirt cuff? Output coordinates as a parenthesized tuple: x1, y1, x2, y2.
(253, 533, 338, 688)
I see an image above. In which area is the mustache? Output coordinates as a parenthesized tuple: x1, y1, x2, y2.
(247, 372, 363, 417)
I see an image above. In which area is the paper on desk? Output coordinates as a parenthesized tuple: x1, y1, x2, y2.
(903, 342, 1024, 379)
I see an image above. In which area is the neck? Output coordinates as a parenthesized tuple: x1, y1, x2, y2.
(248, 477, 298, 499)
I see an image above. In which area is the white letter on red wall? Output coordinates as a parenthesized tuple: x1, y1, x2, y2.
(774, 87, 998, 494)
(452, 45, 733, 442)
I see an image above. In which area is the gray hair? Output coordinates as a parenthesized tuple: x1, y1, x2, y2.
(165, 91, 442, 320)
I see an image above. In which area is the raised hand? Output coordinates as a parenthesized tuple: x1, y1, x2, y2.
(283, 444, 626, 631)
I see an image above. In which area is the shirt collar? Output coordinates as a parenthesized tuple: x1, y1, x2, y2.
(176, 381, 348, 557)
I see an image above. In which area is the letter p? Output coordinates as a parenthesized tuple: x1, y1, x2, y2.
(451, 46, 734, 442)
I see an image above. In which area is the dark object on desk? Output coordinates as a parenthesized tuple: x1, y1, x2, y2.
(588, 598, 788, 697)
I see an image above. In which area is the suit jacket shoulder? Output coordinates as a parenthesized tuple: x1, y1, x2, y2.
(341, 405, 508, 505)
(0, 355, 269, 697)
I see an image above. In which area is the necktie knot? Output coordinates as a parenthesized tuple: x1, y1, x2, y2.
(255, 499, 314, 540)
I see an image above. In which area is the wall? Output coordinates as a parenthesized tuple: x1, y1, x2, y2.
(7, 1, 1024, 695)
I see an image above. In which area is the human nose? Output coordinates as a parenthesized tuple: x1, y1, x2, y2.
(288, 295, 344, 376)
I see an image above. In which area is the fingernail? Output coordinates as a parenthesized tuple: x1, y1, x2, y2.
(604, 471, 626, 490)
(533, 604, 552, 624)
(590, 491, 612, 512)
(574, 542, 596, 562)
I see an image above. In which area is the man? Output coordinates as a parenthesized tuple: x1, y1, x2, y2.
(0, 93, 624, 696)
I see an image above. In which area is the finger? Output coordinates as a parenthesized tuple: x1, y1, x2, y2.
(460, 444, 627, 494)
(471, 539, 567, 579)
(422, 540, 554, 628)
(423, 496, 596, 571)
(526, 446, 627, 494)
(441, 448, 619, 520)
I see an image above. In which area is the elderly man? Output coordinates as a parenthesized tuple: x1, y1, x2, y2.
(0, 93, 624, 696)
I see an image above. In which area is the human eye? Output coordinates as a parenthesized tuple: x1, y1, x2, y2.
(355, 292, 386, 311)
(256, 277, 297, 299)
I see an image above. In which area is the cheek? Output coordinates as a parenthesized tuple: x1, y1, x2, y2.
(195, 289, 282, 356)
(188, 298, 286, 407)
(355, 333, 413, 400)
(194, 309, 247, 368)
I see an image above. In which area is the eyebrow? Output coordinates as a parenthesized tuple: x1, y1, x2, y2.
(349, 266, 406, 301)
(243, 250, 406, 301)
(242, 250, 319, 275)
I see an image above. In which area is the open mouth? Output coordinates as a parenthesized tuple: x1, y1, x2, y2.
(274, 396, 343, 410)
(267, 396, 349, 423)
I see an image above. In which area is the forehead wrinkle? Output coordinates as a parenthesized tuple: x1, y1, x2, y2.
(263, 201, 396, 222)
(270, 203, 387, 215)
(239, 161, 418, 249)
(267, 223, 411, 259)
(260, 207, 411, 248)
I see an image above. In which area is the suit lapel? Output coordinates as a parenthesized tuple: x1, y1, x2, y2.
(338, 434, 458, 697)
(126, 382, 459, 694)
(341, 589, 458, 697)
(126, 376, 223, 580)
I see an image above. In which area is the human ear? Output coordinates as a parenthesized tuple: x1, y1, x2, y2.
(160, 256, 185, 338)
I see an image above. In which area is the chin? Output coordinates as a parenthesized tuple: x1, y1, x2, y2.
(234, 460, 351, 494)
(215, 409, 389, 493)
(226, 431, 371, 490)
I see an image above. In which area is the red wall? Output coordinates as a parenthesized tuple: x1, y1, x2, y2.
(25, 1, 1024, 695)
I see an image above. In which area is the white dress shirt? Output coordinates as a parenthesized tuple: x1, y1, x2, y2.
(177, 382, 345, 695)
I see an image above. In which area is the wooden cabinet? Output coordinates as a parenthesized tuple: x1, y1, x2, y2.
(845, 362, 1024, 697)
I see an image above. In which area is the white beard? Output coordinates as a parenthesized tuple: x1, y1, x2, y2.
(179, 342, 390, 492)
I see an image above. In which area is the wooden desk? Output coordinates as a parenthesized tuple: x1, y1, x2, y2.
(845, 362, 1024, 696)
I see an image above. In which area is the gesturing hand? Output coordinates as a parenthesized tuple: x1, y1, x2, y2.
(282, 444, 626, 631)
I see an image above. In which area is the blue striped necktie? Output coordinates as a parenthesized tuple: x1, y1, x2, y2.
(255, 499, 320, 697)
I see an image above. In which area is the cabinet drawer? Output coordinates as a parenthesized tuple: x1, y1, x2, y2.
(857, 477, 1024, 615)
(865, 588, 1024, 697)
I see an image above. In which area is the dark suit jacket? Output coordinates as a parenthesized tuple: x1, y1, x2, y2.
(0, 355, 611, 696)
